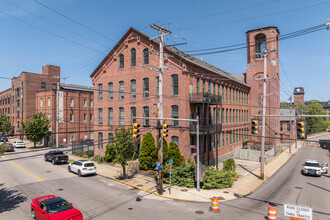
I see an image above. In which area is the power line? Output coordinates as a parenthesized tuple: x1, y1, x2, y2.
(31, 0, 115, 43)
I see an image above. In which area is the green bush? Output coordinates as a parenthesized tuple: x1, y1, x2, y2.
(139, 133, 157, 170)
(202, 167, 234, 189)
(163, 162, 196, 188)
(82, 155, 88, 158)
(74, 151, 84, 157)
(165, 142, 184, 167)
(104, 144, 116, 162)
(222, 158, 236, 176)
(86, 150, 94, 157)
(0, 142, 7, 155)
(92, 155, 107, 164)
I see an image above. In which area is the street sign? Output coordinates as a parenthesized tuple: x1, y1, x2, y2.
(284, 204, 312, 220)
(190, 145, 197, 149)
(169, 159, 173, 165)
(170, 164, 172, 170)
(156, 162, 162, 169)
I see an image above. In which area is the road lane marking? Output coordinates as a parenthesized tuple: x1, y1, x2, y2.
(1, 155, 44, 182)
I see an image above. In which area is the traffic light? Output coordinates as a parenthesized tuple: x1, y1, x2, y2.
(132, 123, 140, 139)
(297, 120, 306, 139)
(251, 119, 259, 135)
(162, 124, 168, 137)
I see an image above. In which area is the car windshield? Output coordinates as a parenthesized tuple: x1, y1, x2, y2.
(84, 163, 95, 167)
(6, 143, 13, 147)
(46, 199, 72, 214)
(305, 162, 320, 167)
(53, 151, 64, 155)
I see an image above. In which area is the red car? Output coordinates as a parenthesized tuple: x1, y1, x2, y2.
(6, 143, 14, 152)
(31, 195, 83, 220)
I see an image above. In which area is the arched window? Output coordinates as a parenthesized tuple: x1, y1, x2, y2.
(171, 74, 178, 95)
(131, 48, 136, 67)
(98, 132, 103, 149)
(255, 34, 266, 59)
(171, 105, 178, 126)
(143, 48, 149, 65)
(143, 106, 149, 126)
(119, 54, 124, 69)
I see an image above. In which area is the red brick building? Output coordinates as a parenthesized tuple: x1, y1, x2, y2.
(294, 87, 304, 105)
(279, 108, 295, 143)
(36, 83, 94, 145)
(0, 88, 12, 133)
(246, 26, 281, 147)
(90, 28, 252, 164)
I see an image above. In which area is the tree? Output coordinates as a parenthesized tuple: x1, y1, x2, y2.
(104, 144, 116, 162)
(112, 126, 135, 179)
(0, 142, 7, 155)
(0, 114, 11, 135)
(139, 133, 157, 170)
(21, 112, 50, 147)
(165, 142, 184, 167)
(304, 102, 328, 134)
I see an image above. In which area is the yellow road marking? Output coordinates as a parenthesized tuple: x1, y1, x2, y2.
(1, 155, 44, 182)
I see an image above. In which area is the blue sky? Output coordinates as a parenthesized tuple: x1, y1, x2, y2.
(0, 0, 329, 102)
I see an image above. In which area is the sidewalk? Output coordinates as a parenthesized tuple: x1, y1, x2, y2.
(67, 140, 306, 203)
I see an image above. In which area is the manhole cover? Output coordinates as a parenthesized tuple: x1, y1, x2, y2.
(137, 184, 143, 187)
(295, 186, 302, 189)
(223, 191, 229, 194)
(45, 171, 51, 173)
(181, 189, 188, 192)
(128, 208, 133, 210)
(56, 188, 63, 191)
(195, 210, 204, 214)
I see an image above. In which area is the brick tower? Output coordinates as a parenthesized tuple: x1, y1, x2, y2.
(293, 87, 304, 105)
(246, 26, 280, 146)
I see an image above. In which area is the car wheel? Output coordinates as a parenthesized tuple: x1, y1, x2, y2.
(44, 156, 48, 162)
(301, 170, 304, 175)
(78, 170, 82, 177)
(31, 209, 36, 219)
(52, 159, 56, 165)
(68, 166, 71, 172)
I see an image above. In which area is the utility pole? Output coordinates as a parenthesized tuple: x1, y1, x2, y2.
(55, 76, 60, 150)
(150, 24, 171, 194)
(289, 96, 292, 153)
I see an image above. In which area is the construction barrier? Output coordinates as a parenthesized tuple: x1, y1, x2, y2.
(210, 196, 220, 213)
(268, 205, 276, 220)
(303, 142, 306, 146)
(307, 142, 310, 146)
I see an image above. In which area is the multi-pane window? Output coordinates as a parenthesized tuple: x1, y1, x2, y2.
(196, 78, 200, 97)
(70, 98, 74, 107)
(40, 98, 43, 107)
(83, 114, 87, 122)
(48, 97, 51, 107)
(119, 107, 124, 126)
(226, 109, 228, 124)
(229, 109, 232, 124)
(143, 106, 149, 126)
(98, 132, 103, 149)
(119, 54, 124, 69)
(171, 136, 179, 148)
(222, 108, 224, 124)
(143, 78, 149, 98)
(287, 123, 291, 131)
(131, 48, 136, 67)
(213, 83, 216, 95)
(226, 86, 228, 102)
(171, 105, 178, 126)
(229, 88, 231, 103)
(108, 82, 113, 100)
(41, 82, 46, 88)
(108, 108, 113, 125)
(222, 132, 225, 148)
(222, 86, 224, 101)
(70, 114, 74, 122)
(98, 84, 103, 101)
(143, 48, 149, 65)
(119, 81, 124, 100)
(108, 133, 113, 146)
(83, 99, 87, 107)
(98, 108, 103, 125)
(90, 100, 93, 107)
(202, 79, 205, 94)
(280, 123, 283, 131)
(90, 114, 93, 122)
(208, 81, 211, 94)
(171, 74, 178, 96)
(218, 85, 220, 99)
(130, 107, 136, 125)
(130, 80, 136, 99)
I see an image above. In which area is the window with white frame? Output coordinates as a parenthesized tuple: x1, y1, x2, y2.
(70, 98, 74, 107)
(70, 114, 74, 122)
(130, 80, 136, 99)
(143, 106, 149, 126)
(98, 132, 103, 149)
(108, 108, 113, 125)
(130, 107, 136, 125)
(83, 114, 87, 122)
(171, 136, 179, 148)
(90, 114, 93, 122)
(143, 48, 149, 65)
(119, 54, 124, 69)
(171, 105, 178, 126)
(48, 97, 50, 107)
(98, 84, 103, 101)
(83, 99, 87, 107)
(98, 108, 103, 125)
(40, 98, 43, 107)
(143, 78, 149, 98)
(90, 100, 93, 107)
(108, 82, 113, 101)
(119, 107, 124, 125)
(119, 81, 124, 100)
(171, 74, 178, 96)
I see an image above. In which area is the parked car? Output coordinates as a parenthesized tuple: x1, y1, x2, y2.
(13, 140, 26, 148)
(301, 159, 328, 176)
(44, 151, 69, 165)
(31, 195, 82, 220)
(1, 136, 8, 142)
(68, 160, 97, 177)
(5, 143, 14, 152)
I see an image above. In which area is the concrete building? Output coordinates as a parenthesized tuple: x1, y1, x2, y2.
(36, 83, 94, 145)
(245, 26, 281, 147)
(90, 27, 253, 164)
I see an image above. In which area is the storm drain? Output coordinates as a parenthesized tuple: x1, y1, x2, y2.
(128, 208, 133, 210)
(223, 191, 229, 194)
(45, 171, 51, 173)
(295, 186, 302, 189)
(56, 188, 63, 191)
(181, 189, 188, 192)
(195, 210, 204, 214)
(137, 184, 143, 187)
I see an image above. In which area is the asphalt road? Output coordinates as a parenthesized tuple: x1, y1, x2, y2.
(1, 133, 329, 220)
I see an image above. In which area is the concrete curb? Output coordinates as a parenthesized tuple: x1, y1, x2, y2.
(99, 173, 196, 202)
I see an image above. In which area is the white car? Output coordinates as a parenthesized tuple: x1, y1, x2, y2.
(68, 160, 96, 177)
(13, 140, 26, 148)
(301, 160, 328, 176)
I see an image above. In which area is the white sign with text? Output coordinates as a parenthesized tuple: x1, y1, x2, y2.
(284, 204, 312, 220)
